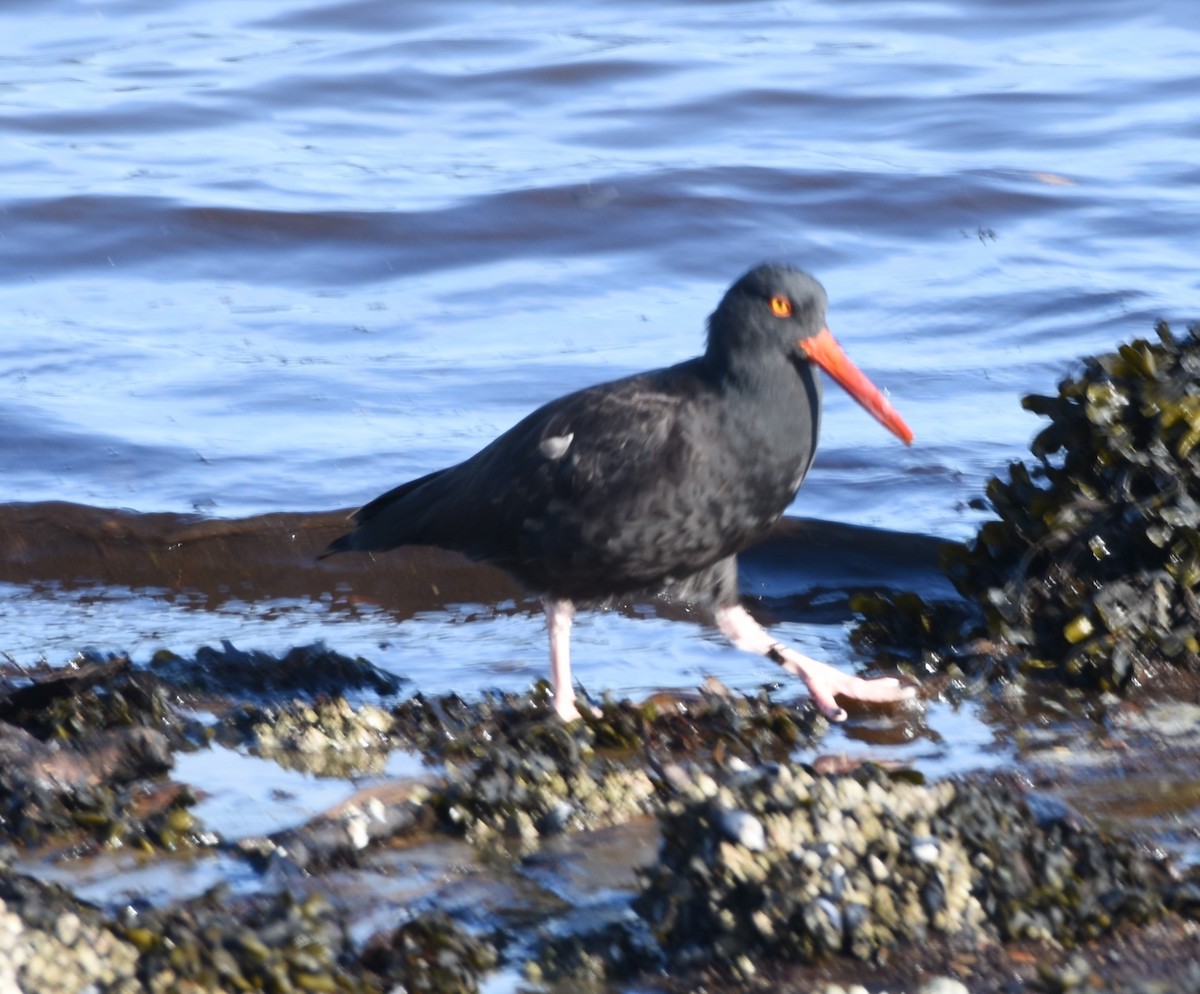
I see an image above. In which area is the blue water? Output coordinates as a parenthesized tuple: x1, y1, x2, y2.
(1, 0, 1199, 811)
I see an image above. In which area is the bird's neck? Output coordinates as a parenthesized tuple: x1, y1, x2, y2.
(705, 345, 819, 409)
(704, 348, 823, 467)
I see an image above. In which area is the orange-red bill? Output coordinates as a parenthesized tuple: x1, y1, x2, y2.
(799, 327, 914, 445)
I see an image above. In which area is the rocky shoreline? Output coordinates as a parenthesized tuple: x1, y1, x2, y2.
(1, 642, 1198, 993)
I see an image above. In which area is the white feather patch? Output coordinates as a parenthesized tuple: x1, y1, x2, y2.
(539, 433, 574, 460)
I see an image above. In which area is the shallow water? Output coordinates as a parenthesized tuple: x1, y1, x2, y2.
(3, 0, 1200, 900)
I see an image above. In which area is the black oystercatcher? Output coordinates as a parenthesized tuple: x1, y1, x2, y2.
(323, 264, 915, 721)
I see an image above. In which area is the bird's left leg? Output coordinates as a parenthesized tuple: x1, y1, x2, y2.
(715, 602, 915, 722)
(544, 597, 581, 721)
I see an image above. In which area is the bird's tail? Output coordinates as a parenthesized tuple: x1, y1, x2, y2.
(319, 466, 451, 559)
(317, 530, 356, 560)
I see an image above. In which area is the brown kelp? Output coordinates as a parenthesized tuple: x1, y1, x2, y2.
(856, 321, 1200, 691)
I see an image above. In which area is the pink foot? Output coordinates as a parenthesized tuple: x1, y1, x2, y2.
(715, 603, 916, 722)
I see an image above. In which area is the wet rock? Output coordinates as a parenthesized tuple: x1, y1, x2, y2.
(589, 680, 826, 760)
(1, 641, 1198, 993)
(149, 640, 404, 700)
(123, 884, 369, 993)
(0, 863, 140, 993)
(390, 687, 823, 852)
(360, 910, 497, 994)
(429, 701, 658, 849)
(533, 915, 662, 986)
(1165, 879, 1200, 920)
(240, 781, 434, 872)
(635, 763, 1182, 973)
(1033, 950, 1200, 994)
(215, 696, 397, 776)
(0, 722, 172, 797)
(0, 656, 205, 854)
(1, 851, 502, 994)
(0, 654, 191, 749)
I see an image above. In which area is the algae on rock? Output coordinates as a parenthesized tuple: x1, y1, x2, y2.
(856, 321, 1200, 691)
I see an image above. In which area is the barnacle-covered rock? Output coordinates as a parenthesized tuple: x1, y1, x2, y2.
(429, 700, 657, 848)
(0, 864, 140, 994)
(2, 855, 496, 994)
(216, 696, 397, 776)
(123, 884, 368, 994)
(392, 687, 823, 850)
(360, 910, 498, 994)
(858, 321, 1200, 691)
(635, 763, 1180, 973)
(0, 655, 207, 853)
(591, 681, 826, 761)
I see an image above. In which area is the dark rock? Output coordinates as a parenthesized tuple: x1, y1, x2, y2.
(360, 910, 497, 994)
(0, 655, 203, 853)
(149, 640, 404, 700)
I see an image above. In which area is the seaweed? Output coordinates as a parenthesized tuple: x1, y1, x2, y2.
(855, 321, 1200, 691)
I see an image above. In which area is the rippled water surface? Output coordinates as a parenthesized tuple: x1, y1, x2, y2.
(2, 0, 1200, 756)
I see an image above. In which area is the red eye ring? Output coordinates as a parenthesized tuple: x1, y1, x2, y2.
(770, 295, 793, 318)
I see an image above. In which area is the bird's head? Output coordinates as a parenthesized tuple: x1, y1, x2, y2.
(708, 263, 914, 445)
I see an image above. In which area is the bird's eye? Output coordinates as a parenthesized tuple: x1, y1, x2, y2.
(769, 295, 793, 318)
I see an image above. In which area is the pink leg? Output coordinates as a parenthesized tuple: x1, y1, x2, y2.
(544, 598, 581, 721)
(715, 603, 915, 722)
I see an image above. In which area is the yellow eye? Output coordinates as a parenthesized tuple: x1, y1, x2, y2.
(769, 295, 793, 318)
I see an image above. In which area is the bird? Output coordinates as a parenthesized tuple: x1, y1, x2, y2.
(322, 263, 916, 722)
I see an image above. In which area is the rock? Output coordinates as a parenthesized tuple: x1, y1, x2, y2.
(635, 762, 1179, 969)
(918, 978, 971, 994)
(720, 809, 766, 851)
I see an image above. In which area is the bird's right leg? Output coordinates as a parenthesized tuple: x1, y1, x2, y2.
(715, 602, 915, 722)
(544, 597, 581, 721)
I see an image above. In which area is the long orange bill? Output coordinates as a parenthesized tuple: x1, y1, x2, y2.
(799, 327, 914, 445)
